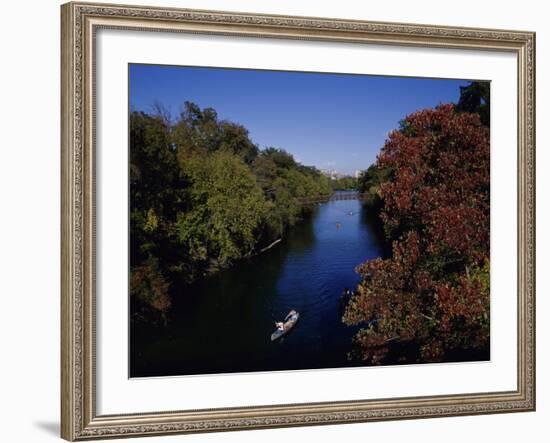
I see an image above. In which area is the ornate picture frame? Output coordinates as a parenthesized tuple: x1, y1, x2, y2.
(61, 1, 535, 440)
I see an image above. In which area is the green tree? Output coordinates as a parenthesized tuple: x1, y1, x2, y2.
(252, 148, 331, 239)
(173, 101, 259, 163)
(129, 111, 186, 316)
(218, 122, 259, 164)
(331, 176, 357, 191)
(130, 102, 335, 322)
(356, 164, 393, 212)
(456, 81, 490, 127)
(176, 151, 269, 267)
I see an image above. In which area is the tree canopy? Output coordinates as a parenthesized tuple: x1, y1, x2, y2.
(130, 102, 331, 322)
(344, 102, 490, 364)
(456, 81, 490, 127)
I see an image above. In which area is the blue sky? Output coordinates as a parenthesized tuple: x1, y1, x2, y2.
(129, 64, 469, 174)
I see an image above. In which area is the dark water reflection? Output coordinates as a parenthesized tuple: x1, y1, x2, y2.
(131, 193, 388, 377)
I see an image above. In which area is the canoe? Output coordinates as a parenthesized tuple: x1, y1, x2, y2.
(271, 310, 299, 342)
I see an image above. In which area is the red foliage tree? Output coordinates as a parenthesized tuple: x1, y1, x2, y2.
(344, 104, 490, 364)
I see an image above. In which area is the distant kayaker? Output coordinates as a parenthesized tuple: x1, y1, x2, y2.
(275, 321, 284, 331)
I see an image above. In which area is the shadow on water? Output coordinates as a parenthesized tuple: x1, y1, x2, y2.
(131, 194, 388, 377)
(360, 203, 392, 259)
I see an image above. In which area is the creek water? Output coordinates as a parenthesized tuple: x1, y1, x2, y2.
(131, 192, 389, 377)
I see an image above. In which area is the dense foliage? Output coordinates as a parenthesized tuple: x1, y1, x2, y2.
(343, 100, 490, 364)
(456, 81, 490, 127)
(357, 165, 393, 211)
(330, 176, 357, 191)
(130, 102, 331, 321)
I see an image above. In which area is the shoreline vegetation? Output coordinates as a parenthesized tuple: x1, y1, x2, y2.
(346, 81, 490, 365)
(130, 101, 344, 323)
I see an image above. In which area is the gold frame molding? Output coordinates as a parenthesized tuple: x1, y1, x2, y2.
(61, 1, 536, 440)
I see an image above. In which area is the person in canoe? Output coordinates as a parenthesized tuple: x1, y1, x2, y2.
(271, 310, 300, 341)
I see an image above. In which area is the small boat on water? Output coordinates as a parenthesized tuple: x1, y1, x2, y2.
(271, 310, 299, 342)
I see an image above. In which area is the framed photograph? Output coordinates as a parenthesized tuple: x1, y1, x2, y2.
(61, 1, 536, 440)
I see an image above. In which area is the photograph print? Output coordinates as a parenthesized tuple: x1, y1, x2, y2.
(129, 65, 490, 378)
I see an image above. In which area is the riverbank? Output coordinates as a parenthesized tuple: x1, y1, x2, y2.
(205, 238, 283, 274)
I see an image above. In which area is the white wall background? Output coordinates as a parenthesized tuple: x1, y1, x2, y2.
(0, 0, 546, 442)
